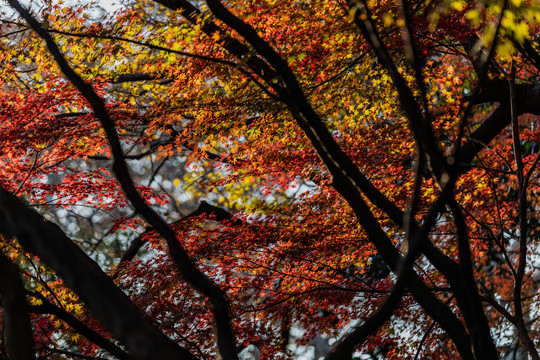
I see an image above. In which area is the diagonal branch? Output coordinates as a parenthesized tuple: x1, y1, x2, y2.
(0, 187, 197, 359)
(157, 1, 476, 358)
(348, 0, 450, 187)
(117, 200, 240, 265)
(27, 292, 132, 360)
(9, 1, 236, 358)
(327, 185, 454, 360)
(155, 0, 406, 229)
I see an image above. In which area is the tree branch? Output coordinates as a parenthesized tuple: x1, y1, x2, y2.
(8, 2, 238, 358)
(156, 1, 476, 358)
(117, 200, 240, 264)
(0, 186, 197, 359)
(28, 292, 132, 360)
(0, 251, 35, 360)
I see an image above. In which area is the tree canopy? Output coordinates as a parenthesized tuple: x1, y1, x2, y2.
(0, 0, 540, 359)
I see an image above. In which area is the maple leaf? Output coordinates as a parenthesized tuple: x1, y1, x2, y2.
(1, 0, 540, 359)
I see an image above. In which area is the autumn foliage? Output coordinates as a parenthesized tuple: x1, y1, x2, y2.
(0, 0, 540, 359)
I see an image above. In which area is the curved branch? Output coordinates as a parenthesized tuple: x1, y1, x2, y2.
(43, 27, 236, 67)
(160, 1, 476, 358)
(28, 292, 132, 360)
(8, 2, 238, 359)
